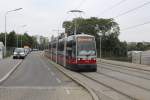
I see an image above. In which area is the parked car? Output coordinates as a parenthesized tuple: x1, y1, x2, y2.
(13, 48, 26, 59)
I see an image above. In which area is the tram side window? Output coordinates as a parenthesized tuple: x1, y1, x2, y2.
(66, 41, 76, 58)
(48, 44, 51, 54)
(58, 41, 64, 55)
(52, 44, 56, 54)
(72, 41, 76, 58)
(66, 42, 72, 57)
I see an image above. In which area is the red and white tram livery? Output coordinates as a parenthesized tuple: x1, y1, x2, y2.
(46, 34, 97, 72)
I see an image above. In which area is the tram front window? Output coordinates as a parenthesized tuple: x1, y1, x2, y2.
(77, 38, 96, 56)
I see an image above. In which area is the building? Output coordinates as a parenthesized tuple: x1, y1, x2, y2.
(131, 50, 150, 65)
(34, 35, 49, 45)
(34, 35, 49, 50)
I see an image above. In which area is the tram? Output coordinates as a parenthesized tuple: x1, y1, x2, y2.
(46, 33, 97, 72)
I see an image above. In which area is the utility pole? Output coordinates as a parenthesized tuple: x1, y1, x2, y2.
(52, 29, 64, 63)
(4, 8, 23, 55)
(68, 10, 84, 35)
(16, 32, 19, 48)
(16, 25, 27, 48)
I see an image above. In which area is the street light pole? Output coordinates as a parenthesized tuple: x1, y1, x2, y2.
(4, 8, 23, 56)
(4, 14, 7, 56)
(17, 34, 18, 47)
(18, 25, 27, 48)
(21, 31, 28, 48)
(74, 19, 77, 35)
(52, 29, 64, 63)
(98, 32, 102, 62)
(68, 10, 84, 35)
(100, 36, 102, 61)
(98, 32, 102, 72)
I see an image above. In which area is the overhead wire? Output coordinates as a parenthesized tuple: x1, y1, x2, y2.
(72, 0, 150, 36)
(113, 1, 150, 31)
(99, 0, 127, 16)
(114, 1, 150, 18)
(121, 20, 150, 31)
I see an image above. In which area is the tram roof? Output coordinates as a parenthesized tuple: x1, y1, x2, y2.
(50, 34, 95, 43)
(68, 34, 95, 38)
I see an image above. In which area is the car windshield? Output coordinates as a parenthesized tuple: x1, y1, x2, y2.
(14, 48, 24, 52)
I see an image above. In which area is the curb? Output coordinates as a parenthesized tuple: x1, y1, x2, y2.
(44, 55, 99, 100)
(0, 60, 23, 84)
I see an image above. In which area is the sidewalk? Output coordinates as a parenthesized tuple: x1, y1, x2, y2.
(0, 57, 21, 80)
(97, 58, 150, 71)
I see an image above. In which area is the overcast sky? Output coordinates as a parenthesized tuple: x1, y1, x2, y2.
(0, 0, 150, 42)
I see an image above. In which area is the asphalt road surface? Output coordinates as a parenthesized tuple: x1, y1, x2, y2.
(2, 52, 75, 86)
(0, 51, 92, 100)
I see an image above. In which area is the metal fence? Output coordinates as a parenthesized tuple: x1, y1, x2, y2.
(97, 49, 131, 62)
(5, 47, 15, 58)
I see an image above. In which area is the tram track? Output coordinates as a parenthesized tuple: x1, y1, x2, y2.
(96, 70, 150, 91)
(46, 57, 131, 100)
(44, 51, 150, 100)
(97, 64, 150, 90)
(81, 72, 150, 100)
(80, 73, 135, 100)
(97, 60, 150, 72)
(46, 57, 150, 100)
(98, 64, 150, 81)
(97, 62, 150, 77)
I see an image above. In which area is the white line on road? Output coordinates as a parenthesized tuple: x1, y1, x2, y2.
(65, 87, 70, 95)
(56, 77, 62, 83)
(0, 60, 22, 83)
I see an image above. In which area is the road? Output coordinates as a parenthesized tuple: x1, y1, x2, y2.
(0, 57, 21, 80)
(0, 52, 92, 100)
(2, 52, 65, 86)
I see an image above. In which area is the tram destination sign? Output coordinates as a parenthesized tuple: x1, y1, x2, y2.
(77, 37, 93, 42)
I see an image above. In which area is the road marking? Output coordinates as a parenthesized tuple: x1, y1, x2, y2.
(0, 60, 22, 83)
(65, 87, 70, 94)
(56, 77, 62, 83)
(50, 72, 55, 76)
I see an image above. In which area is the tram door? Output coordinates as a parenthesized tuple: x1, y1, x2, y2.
(66, 40, 76, 67)
(57, 40, 65, 66)
(52, 43, 57, 62)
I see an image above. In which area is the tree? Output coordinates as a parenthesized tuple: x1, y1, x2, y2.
(7, 31, 16, 47)
(0, 33, 5, 44)
(63, 17, 126, 57)
(63, 17, 120, 37)
(136, 42, 145, 51)
(22, 33, 35, 47)
(0, 31, 38, 48)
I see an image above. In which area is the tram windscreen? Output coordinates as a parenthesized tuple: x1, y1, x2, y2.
(77, 37, 96, 56)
